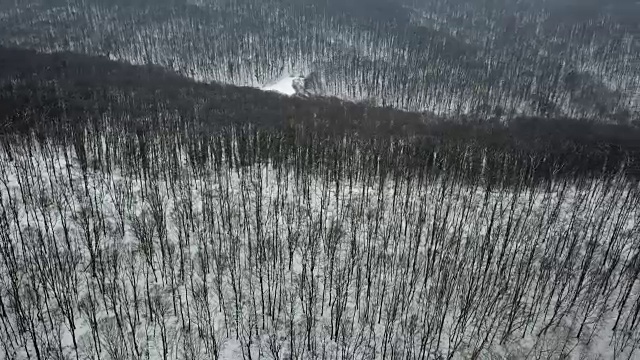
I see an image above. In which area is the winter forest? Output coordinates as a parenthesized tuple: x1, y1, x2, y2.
(1, 0, 640, 359)
(2, 0, 640, 119)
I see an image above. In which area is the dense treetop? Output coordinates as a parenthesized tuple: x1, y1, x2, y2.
(1, 46, 639, 179)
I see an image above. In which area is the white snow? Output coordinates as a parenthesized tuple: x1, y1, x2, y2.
(261, 76, 304, 96)
(2, 135, 640, 360)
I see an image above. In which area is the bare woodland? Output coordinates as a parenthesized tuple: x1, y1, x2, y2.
(1, 124, 639, 359)
(1, 0, 639, 119)
(1, 1, 640, 359)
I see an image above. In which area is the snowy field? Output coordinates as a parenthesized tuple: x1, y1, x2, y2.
(0, 132, 639, 360)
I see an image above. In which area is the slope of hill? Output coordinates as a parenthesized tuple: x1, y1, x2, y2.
(2, 1, 640, 359)
(1, 46, 639, 179)
(1, 37, 640, 360)
(1, 0, 638, 119)
(2, 78, 640, 360)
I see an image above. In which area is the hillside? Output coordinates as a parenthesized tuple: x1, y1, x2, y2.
(1, 0, 638, 118)
(1, 46, 640, 177)
(1, 43, 640, 360)
(2, 95, 640, 360)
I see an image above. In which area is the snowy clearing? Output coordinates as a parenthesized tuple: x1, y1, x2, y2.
(261, 76, 305, 96)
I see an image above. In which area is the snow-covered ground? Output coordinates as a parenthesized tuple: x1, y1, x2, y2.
(260, 75, 305, 96)
(1, 133, 639, 360)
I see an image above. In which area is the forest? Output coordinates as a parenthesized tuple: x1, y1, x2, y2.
(1, 0, 639, 119)
(1, 0, 640, 359)
(0, 44, 639, 359)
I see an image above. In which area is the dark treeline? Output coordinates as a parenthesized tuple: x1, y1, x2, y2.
(1, 46, 640, 181)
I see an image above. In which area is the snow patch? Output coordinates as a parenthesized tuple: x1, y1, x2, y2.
(261, 75, 305, 96)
